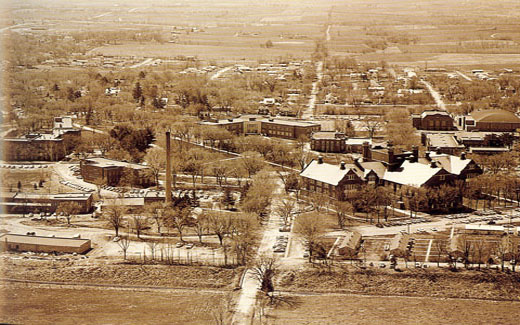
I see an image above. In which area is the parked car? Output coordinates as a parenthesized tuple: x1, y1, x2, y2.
(185, 243, 194, 249)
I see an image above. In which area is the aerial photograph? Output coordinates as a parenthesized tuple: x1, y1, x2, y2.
(1, 0, 520, 323)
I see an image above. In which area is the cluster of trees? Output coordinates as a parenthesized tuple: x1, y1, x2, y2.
(104, 198, 258, 266)
(384, 108, 421, 149)
(451, 234, 519, 271)
(429, 75, 520, 112)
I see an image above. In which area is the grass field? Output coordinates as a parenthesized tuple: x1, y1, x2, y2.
(0, 285, 229, 325)
(268, 294, 520, 325)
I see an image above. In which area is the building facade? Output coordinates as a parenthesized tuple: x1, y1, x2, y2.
(412, 110, 455, 131)
(80, 157, 154, 187)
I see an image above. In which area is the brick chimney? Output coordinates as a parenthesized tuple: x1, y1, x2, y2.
(165, 130, 172, 204)
(318, 156, 324, 164)
(340, 161, 346, 170)
(412, 145, 419, 163)
(461, 152, 466, 160)
(362, 141, 371, 160)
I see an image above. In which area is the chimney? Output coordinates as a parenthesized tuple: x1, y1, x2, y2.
(436, 147, 442, 155)
(430, 161, 437, 168)
(165, 130, 172, 204)
(362, 141, 370, 160)
(318, 156, 324, 164)
(461, 152, 466, 160)
(388, 146, 395, 164)
(340, 161, 346, 170)
(412, 145, 419, 163)
(425, 151, 431, 161)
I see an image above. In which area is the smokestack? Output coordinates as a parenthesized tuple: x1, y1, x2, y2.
(165, 130, 172, 204)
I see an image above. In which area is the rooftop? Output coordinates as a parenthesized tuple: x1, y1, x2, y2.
(0, 233, 90, 247)
(426, 133, 464, 148)
(83, 157, 149, 170)
(471, 109, 520, 123)
(311, 131, 345, 140)
(383, 160, 442, 187)
(300, 160, 358, 186)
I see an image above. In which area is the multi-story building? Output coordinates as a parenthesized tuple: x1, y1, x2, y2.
(3, 116, 81, 161)
(412, 110, 455, 131)
(310, 131, 346, 152)
(199, 115, 321, 140)
(80, 157, 154, 187)
(299, 157, 365, 200)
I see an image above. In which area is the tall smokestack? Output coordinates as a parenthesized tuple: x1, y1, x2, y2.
(165, 130, 172, 204)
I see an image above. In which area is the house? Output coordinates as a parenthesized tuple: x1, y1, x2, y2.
(412, 110, 455, 131)
(300, 157, 365, 200)
(0, 233, 91, 254)
(389, 233, 410, 257)
(458, 109, 520, 132)
(80, 157, 154, 187)
(336, 231, 362, 257)
(310, 131, 346, 153)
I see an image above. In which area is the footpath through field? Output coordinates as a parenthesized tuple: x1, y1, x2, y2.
(231, 176, 285, 324)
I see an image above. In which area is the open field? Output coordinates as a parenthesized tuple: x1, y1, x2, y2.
(269, 293, 520, 325)
(278, 266, 520, 301)
(1, 284, 228, 325)
(1, 259, 242, 289)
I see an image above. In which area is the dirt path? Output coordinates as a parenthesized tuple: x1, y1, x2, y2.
(303, 61, 323, 119)
(231, 177, 285, 324)
(210, 66, 233, 80)
(421, 80, 446, 111)
(456, 70, 472, 81)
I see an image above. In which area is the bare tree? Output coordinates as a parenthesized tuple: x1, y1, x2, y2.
(117, 236, 131, 260)
(333, 200, 352, 229)
(249, 255, 279, 302)
(132, 215, 147, 239)
(56, 202, 82, 225)
(164, 206, 194, 242)
(295, 214, 325, 262)
(276, 195, 295, 225)
(144, 147, 165, 189)
(146, 202, 164, 234)
(194, 212, 208, 243)
(104, 204, 128, 237)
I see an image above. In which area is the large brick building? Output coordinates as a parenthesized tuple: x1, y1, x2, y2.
(3, 116, 81, 161)
(412, 110, 455, 131)
(0, 192, 93, 214)
(200, 115, 321, 140)
(310, 131, 346, 152)
(459, 109, 520, 132)
(80, 157, 154, 187)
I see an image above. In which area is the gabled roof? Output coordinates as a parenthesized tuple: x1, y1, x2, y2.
(471, 109, 520, 123)
(300, 160, 358, 186)
(359, 161, 386, 179)
(427, 152, 472, 175)
(383, 160, 443, 187)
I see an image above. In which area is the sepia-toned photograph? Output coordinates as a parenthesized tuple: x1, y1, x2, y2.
(1, 0, 520, 324)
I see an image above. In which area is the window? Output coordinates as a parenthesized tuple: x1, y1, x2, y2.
(439, 175, 446, 181)
(347, 174, 356, 180)
(345, 184, 357, 191)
